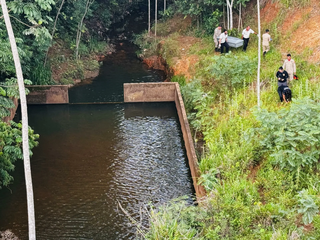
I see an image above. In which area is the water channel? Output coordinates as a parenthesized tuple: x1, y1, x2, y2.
(0, 6, 194, 240)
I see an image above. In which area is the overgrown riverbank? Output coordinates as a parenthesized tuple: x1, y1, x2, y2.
(134, 0, 320, 238)
(47, 39, 115, 85)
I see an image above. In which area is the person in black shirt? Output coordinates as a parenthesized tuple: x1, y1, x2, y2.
(276, 67, 290, 102)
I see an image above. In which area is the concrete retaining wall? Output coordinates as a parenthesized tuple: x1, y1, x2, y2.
(27, 85, 69, 104)
(124, 82, 206, 198)
(123, 82, 176, 102)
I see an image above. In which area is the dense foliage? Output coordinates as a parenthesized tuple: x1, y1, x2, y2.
(0, 121, 39, 188)
(0, 0, 147, 85)
(164, 0, 250, 34)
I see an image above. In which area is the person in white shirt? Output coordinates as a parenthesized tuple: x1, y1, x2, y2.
(219, 29, 229, 54)
(262, 29, 271, 57)
(242, 25, 257, 52)
(283, 54, 297, 81)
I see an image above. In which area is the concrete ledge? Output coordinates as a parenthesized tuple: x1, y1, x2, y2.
(124, 82, 206, 198)
(124, 82, 176, 102)
(27, 85, 69, 104)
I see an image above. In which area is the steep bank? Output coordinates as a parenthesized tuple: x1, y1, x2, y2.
(48, 39, 115, 85)
(260, 0, 320, 62)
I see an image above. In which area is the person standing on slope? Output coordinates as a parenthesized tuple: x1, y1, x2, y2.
(262, 29, 271, 57)
(213, 25, 222, 52)
(283, 53, 297, 81)
(242, 25, 257, 52)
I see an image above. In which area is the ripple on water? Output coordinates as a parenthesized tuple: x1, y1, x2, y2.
(0, 103, 194, 240)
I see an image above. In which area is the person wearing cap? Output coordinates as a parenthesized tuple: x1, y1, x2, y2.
(262, 29, 271, 57)
(219, 29, 229, 54)
(213, 25, 222, 52)
(241, 25, 257, 52)
(283, 54, 296, 81)
(276, 66, 289, 102)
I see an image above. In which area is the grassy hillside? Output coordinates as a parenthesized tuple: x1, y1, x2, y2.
(134, 0, 320, 239)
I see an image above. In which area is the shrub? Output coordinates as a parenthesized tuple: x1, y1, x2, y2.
(254, 98, 320, 171)
(141, 197, 203, 240)
(206, 53, 256, 90)
(30, 63, 53, 85)
(171, 75, 186, 87)
(297, 189, 319, 225)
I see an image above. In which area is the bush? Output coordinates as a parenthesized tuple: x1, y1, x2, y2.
(141, 197, 204, 240)
(133, 31, 159, 58)
(206, 53, 256, 90)
(30, 63, 53, 85)
(171, 75, 186, 87)
(254, 98, 320, 172)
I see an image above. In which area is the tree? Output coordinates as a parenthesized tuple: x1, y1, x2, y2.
(148, 0, 150, 34)
(75, 0, 94, 59)
(155, 0, 157, 36)
(226, 0, 234, 29)
(237, 0, 250, 31)
(0, 0, 36, 239)
(44, 0, 66, 66)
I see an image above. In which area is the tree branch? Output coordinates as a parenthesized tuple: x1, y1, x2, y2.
(9, 15, 33, 28)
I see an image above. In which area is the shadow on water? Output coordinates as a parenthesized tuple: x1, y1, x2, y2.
(68, 41, 165, 103)
(0, 3, 194, 240)
(69, 2, 165, 104)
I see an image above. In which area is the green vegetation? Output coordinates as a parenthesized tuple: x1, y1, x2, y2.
(134, 0, 320, 238)
(0, 78, 38, 188)
(0, 121, 39, 188)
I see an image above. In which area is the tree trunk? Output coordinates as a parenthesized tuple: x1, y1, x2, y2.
(223, 6, 226, 29)
(155, 0, 157, 36)
(75, 0, 92, 59)
(257, 0, 261, 109)
(0, 1, 36, 239)
(229, 6, 233, 29)
(226, 0, 234, 29)
(148, 0, 150, 34)
(238, 3, 241, 32)
(44, 0, 65, 66)
(164, 0, 166, 13)
(226, 2, 229, 29)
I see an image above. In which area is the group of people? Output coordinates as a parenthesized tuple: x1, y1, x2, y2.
(213, 25, 297, 103)
(276, 54, 297, 102)
(213, 25, 271, 54)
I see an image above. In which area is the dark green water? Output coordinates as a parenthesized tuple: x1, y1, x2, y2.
(0, 43, 194, 239)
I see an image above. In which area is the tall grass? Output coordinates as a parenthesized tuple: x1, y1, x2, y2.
(30, 63, 53, 85)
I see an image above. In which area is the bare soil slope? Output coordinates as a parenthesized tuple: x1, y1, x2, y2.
(261, 0, 320, 63)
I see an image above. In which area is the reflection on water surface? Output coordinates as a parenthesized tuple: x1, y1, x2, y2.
(0, 103, 194, 239)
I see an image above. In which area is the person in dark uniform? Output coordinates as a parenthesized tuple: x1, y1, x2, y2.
(276, 66, 290, 102)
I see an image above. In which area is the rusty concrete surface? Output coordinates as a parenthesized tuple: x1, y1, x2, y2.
(26, 85, 69, 104)
(124, 82, 206, 198)
(124, 82, 176, 102)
